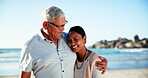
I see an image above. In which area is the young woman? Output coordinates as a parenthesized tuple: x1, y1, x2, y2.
(68, 26, 102, 78)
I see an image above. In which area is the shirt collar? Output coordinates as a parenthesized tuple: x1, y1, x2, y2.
(38, 28, 46, 41)
(37, 28, 65, 41)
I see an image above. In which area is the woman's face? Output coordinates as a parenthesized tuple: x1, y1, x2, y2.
(68, 31, 86, 52)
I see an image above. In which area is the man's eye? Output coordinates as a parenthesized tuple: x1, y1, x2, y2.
(61, 25, 65, 27)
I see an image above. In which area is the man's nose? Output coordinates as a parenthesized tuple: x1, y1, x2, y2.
(58, 27, 64, 31)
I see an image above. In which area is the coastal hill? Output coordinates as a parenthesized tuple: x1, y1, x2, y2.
(89, 35, 148, 48)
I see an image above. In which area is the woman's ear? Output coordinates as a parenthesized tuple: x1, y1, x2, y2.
(43, 21, 48, 30)
(83, 36, 87, 43)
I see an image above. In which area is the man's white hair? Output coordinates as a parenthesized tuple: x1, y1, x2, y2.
(40, 6, 65, 22)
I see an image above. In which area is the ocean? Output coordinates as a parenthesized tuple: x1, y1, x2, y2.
(0, 48, 148, 76)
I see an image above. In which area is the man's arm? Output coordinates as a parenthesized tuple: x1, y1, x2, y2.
(20, 71, 31, 78)
(96, 56, 108, 74)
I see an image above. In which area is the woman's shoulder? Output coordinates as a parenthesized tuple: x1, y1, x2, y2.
(90, 51, 99, 58)
(88, 51, 101, 63)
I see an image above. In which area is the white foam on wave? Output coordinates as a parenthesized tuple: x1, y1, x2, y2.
(109, 57, 148, 61)
(120, 48, 148, 52)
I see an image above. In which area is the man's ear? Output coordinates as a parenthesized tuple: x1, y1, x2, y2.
(43, 21, 48, 30)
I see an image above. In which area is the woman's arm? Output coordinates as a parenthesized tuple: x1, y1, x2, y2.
(20, 71, 31, 78)
(96, 56, 108, 74)
(92, 66, 102, 78)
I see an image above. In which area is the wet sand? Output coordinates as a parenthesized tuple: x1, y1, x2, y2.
(101, 68, 148, 78)
(0, 69, 148, 78)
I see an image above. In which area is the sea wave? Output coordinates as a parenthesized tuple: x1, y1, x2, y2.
(119, 48, 148, 52)
(0, 54, 20, 62)
(0, 49, 20, 62)
(0, 58, 19, 62)
(108, 57, 148, 61)
(0, 48, 21, 53)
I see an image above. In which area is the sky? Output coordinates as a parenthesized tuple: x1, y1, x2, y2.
(0, 0, 148, 48)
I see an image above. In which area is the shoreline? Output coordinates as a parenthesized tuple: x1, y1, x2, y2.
(0, 68, 148, 78)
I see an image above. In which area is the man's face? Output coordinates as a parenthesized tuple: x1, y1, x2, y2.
(46, 17, 67, 40)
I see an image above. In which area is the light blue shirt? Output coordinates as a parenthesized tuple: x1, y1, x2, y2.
(19, 31, 76, 78)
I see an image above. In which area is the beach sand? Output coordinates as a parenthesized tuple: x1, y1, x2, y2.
(101, 68, 148, 78)
(0, 69, 148, 78)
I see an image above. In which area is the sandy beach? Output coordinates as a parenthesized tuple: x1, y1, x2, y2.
(101, 68, 148, 78)
(0, 68, 148, 78)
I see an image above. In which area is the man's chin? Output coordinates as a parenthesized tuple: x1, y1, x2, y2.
(57, 35, 62, 39)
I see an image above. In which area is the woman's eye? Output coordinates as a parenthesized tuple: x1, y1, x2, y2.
(74, 39, 78, 41)
(68, 40, 72, 43)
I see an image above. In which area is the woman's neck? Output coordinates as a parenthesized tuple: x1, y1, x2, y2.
(76, 48, 88, 62)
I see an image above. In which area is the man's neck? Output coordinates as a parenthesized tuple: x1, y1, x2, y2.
(41, 29, 59, 47)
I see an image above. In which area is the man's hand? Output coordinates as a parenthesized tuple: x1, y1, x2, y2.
(96, 56, 108, 74)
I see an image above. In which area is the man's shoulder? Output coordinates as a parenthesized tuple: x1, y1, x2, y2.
(24, 34, 40, 46)
(21, 34, 39, 53)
